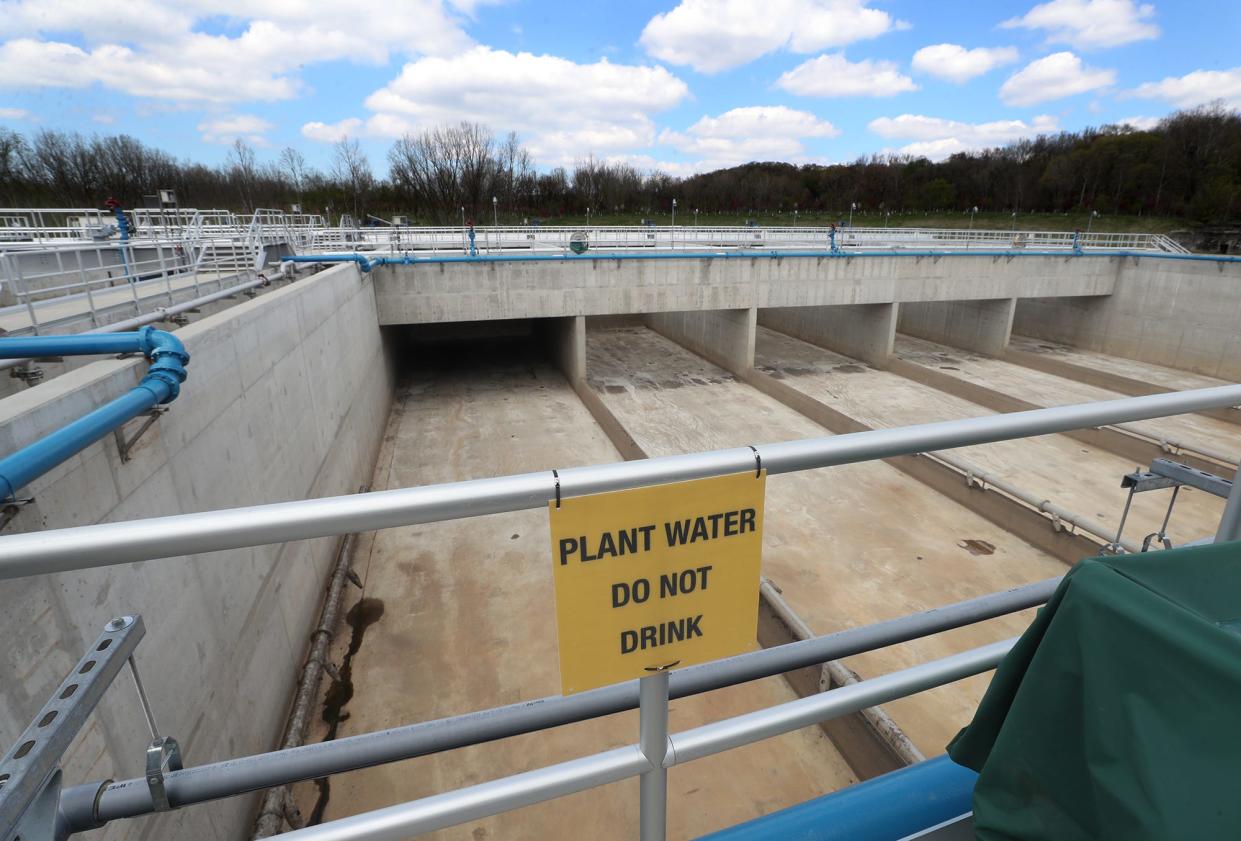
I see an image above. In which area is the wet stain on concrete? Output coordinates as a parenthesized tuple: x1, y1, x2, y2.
(309, 597, 386, 825)
(958, 539, 996, 556)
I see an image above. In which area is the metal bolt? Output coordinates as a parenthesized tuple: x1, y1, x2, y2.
(106, 615, 135, 632)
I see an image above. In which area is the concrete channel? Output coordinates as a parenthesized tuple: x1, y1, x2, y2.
(282, 314, 1235, 837)
(288, 330, 857, 839)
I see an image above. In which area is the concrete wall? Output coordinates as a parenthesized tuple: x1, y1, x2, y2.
(647, 307, 756, 375)
(0, 263, 390, 841)
(759, 303, 897, 366)
(541, 316, 586, 383)
(1013, 257, 1241, 379)
(898, 298, 1017, 356)
(375, 253, 1118, 325)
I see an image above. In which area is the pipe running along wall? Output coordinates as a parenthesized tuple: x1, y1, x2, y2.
(0, 326, 189, 500)
(283, 249, 1241, 272)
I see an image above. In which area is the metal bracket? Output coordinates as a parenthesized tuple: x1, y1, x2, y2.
(114, 407, 168, 463)
(1141, 532, 1174, 552)
(0, 497, 33, 531)
(9, 365, 43, 386)
(145, 737, 182, 813)
(0, 616, 145, 841)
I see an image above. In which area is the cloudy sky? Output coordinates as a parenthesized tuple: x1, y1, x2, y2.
(0, 0, 1237, 172)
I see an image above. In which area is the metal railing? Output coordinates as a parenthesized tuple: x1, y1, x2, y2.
(0, 241, 259, 336)
(303, 224, 1190, 257)
(1, 386, 1240, 839)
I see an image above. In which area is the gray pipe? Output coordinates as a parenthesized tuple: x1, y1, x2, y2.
(6, 384, 1241, 579)
(930, 452, 1141, 553)
(58, 577, 1057, 832)
(1217, 467, 1241, 543)
(252, 529, 360, 837)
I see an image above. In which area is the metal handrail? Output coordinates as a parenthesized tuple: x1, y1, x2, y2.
(2, 385, 1239, 578)
(269, 640, 1018, 841)
(58, 578, 1056, 831)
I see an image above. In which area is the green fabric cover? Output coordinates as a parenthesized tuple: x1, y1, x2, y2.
(947, 541, 1241, 840)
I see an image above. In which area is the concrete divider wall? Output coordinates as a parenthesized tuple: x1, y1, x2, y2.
(1013, 257, 1241, 380)
(375, 253, 1119, 325)
(647, 308, 756, 374)
(759, 303, 897, 366)
(0, 262, 391, 841)
(898, 298, 1017, 357)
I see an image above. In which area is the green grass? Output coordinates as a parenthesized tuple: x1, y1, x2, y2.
(496, 210, 1187, 234)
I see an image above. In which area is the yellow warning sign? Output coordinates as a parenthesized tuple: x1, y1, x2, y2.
(549, 471, 766, 694)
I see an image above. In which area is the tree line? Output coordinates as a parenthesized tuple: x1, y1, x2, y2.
(0, 103, 1237, 225)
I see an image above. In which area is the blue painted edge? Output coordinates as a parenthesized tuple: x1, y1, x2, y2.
(694, 755, 977, 841)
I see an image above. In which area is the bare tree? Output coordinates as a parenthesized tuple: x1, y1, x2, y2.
(278, 146, 308, 207)
(331, 137, 374, 223)
(227, 139, 259, 212)
(387, 121, 497, 223)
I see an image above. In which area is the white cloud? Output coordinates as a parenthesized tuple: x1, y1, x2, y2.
(0, 106, 32, 121)
(305, 47, 690, 166)
(0, 1, 475, 104)
(301, 118, 365, 143)
(999, 52, 1115, 106)
(1128, 67, 1241, 110)
(869, 113, 1058, 159)
(639, 0, 902, 74)
(911, 44, 1019, 83)
(199, 114, 275, 145)
(777, 53, 917, 97)
(1001, 0, 1159, 49)
(1116, 115, 1160, 130)
(659, 105, 838, 167)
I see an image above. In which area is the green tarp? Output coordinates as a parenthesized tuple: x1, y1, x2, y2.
(948, 541, 1241, 840)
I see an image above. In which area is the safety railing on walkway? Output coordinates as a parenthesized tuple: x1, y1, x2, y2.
(0, 241, 262, 336)
(0, 385, 1239, 839)
(301, 224, 1190, 257)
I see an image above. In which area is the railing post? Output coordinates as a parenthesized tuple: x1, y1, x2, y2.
(11, 258, 40, 334)
(75, 249, 98, 327)
(1216, 467, 1241, 543)
(638, 669, 670, 841)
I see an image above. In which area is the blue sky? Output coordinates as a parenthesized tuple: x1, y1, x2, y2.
(0, 0, 1238, 174)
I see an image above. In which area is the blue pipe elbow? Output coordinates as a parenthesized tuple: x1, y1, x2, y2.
(0, 327, 190, 500)
(135, 326, 190, 402)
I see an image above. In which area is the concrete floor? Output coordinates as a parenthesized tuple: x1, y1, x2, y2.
(587, 327, 1066, 757)
(896, 334, 1241, 459)
(755, 327, 1226, 545)
(292, 337, 856, 840)
(1008, 334, 1234, 392)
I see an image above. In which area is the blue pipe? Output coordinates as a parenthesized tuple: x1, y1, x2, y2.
(285, 248, 1241, 272)
(696, 755, 976, 841)
(0, 327, 189, 501)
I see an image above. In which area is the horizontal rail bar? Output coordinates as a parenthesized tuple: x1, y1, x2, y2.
(59, 577, 1055, 829)
(291, 248, 1241, 266)
(3, 385, 1240, 579)
(273, 639, 1014, 841)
